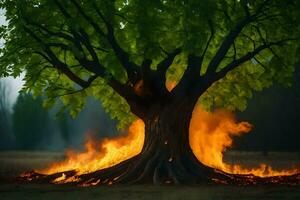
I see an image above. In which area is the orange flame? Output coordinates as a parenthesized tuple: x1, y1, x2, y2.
(189, 106, 299, 177)
(38, 120, 144, 175)
(36, 105, 298, 183)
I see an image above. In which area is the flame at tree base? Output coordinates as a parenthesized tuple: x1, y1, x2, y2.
(37, 119, 145, 176)
(21, 105, 299, 185)
(189, 106, 299, 177)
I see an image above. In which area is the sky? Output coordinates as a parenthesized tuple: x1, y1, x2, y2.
(1, 76, 24, 107)
(0, 9, 24, 106)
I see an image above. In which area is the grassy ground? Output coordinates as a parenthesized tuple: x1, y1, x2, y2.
(0, 151, 299, 200)
(0, 184, 300, 200)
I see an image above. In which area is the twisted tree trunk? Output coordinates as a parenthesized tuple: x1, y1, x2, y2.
(130, 96, 210, 184)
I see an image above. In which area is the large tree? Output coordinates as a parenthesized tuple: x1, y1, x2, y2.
(0, 0, 299, 184)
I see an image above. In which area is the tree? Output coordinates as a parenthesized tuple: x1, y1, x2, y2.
(12, 94, 52, 150)
(0, 0, 299, 184)
(56, 111, 71, 145)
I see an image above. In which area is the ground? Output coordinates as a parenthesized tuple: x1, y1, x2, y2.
(0, 151, 299, 200)
(1, 184, 300, 200)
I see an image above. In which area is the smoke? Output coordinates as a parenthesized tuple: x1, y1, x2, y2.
(55, 98, 119, 150)
(42, 98, 119, 151)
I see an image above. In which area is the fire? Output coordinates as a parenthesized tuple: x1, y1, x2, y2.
(34, 105, 298, 183)
(38, 119, 144, 175)
(52, 173, 66, 183)
(189, 106, 299, 177)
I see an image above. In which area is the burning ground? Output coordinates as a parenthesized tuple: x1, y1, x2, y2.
(1, 152, 300, 200)
(18, 105, 300, 186)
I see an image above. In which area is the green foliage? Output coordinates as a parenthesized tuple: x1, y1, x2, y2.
(0, 0, 299, 127)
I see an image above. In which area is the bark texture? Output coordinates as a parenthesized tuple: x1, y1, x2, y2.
(19, 96, 300, 186)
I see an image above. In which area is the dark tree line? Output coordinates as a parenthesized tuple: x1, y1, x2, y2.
(0, 80, 13, 149)
(0, 90, 118, 150)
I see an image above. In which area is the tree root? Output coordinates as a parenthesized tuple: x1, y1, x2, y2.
(17, 153, 300, 186)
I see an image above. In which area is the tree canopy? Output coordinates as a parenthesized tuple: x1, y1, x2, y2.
(0, 0, 299, 128)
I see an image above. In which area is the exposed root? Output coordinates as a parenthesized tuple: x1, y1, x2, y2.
(18, 152, 300, 186)
(127, 150, 160, 184)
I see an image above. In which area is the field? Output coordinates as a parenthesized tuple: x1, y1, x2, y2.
(0, 151, 299, 200)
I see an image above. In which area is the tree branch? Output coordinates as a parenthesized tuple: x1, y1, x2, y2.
(214, 38, 299, 82)
(27, 24, 146, 116)
(18, 1, 151, 119)
(51, 1, 113, 80)
(205, 0, 272, 76)
(205, 16, 254, 75)
(156, 47, 181, 77)
(155, 47, 182, 93)
(201, 20, 215, 59)
(171, 55, 203, 96)
(91, 1, 140, 84)
(69, 0, 106, 37)
(23, 25, 94, 88)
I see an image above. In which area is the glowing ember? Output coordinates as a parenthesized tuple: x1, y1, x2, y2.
(33, 105, 299, 183)
(80, 179, 101, 187)
(52, 173, 66, 183)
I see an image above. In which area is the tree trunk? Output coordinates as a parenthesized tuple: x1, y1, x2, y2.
(134, 96, 212, 184)
(80, 95, 219, 185)
(20, 94, 300, 185)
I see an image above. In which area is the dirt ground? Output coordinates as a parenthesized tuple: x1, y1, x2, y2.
(0, 184, 300, 200)
(0, 151, 299, 200)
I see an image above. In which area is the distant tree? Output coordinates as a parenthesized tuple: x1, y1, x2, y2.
(56, 111, 70, 145)
(12, 94, 52, 150)
(0, 0, 299, 183)
(0, 80, 13, 148)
